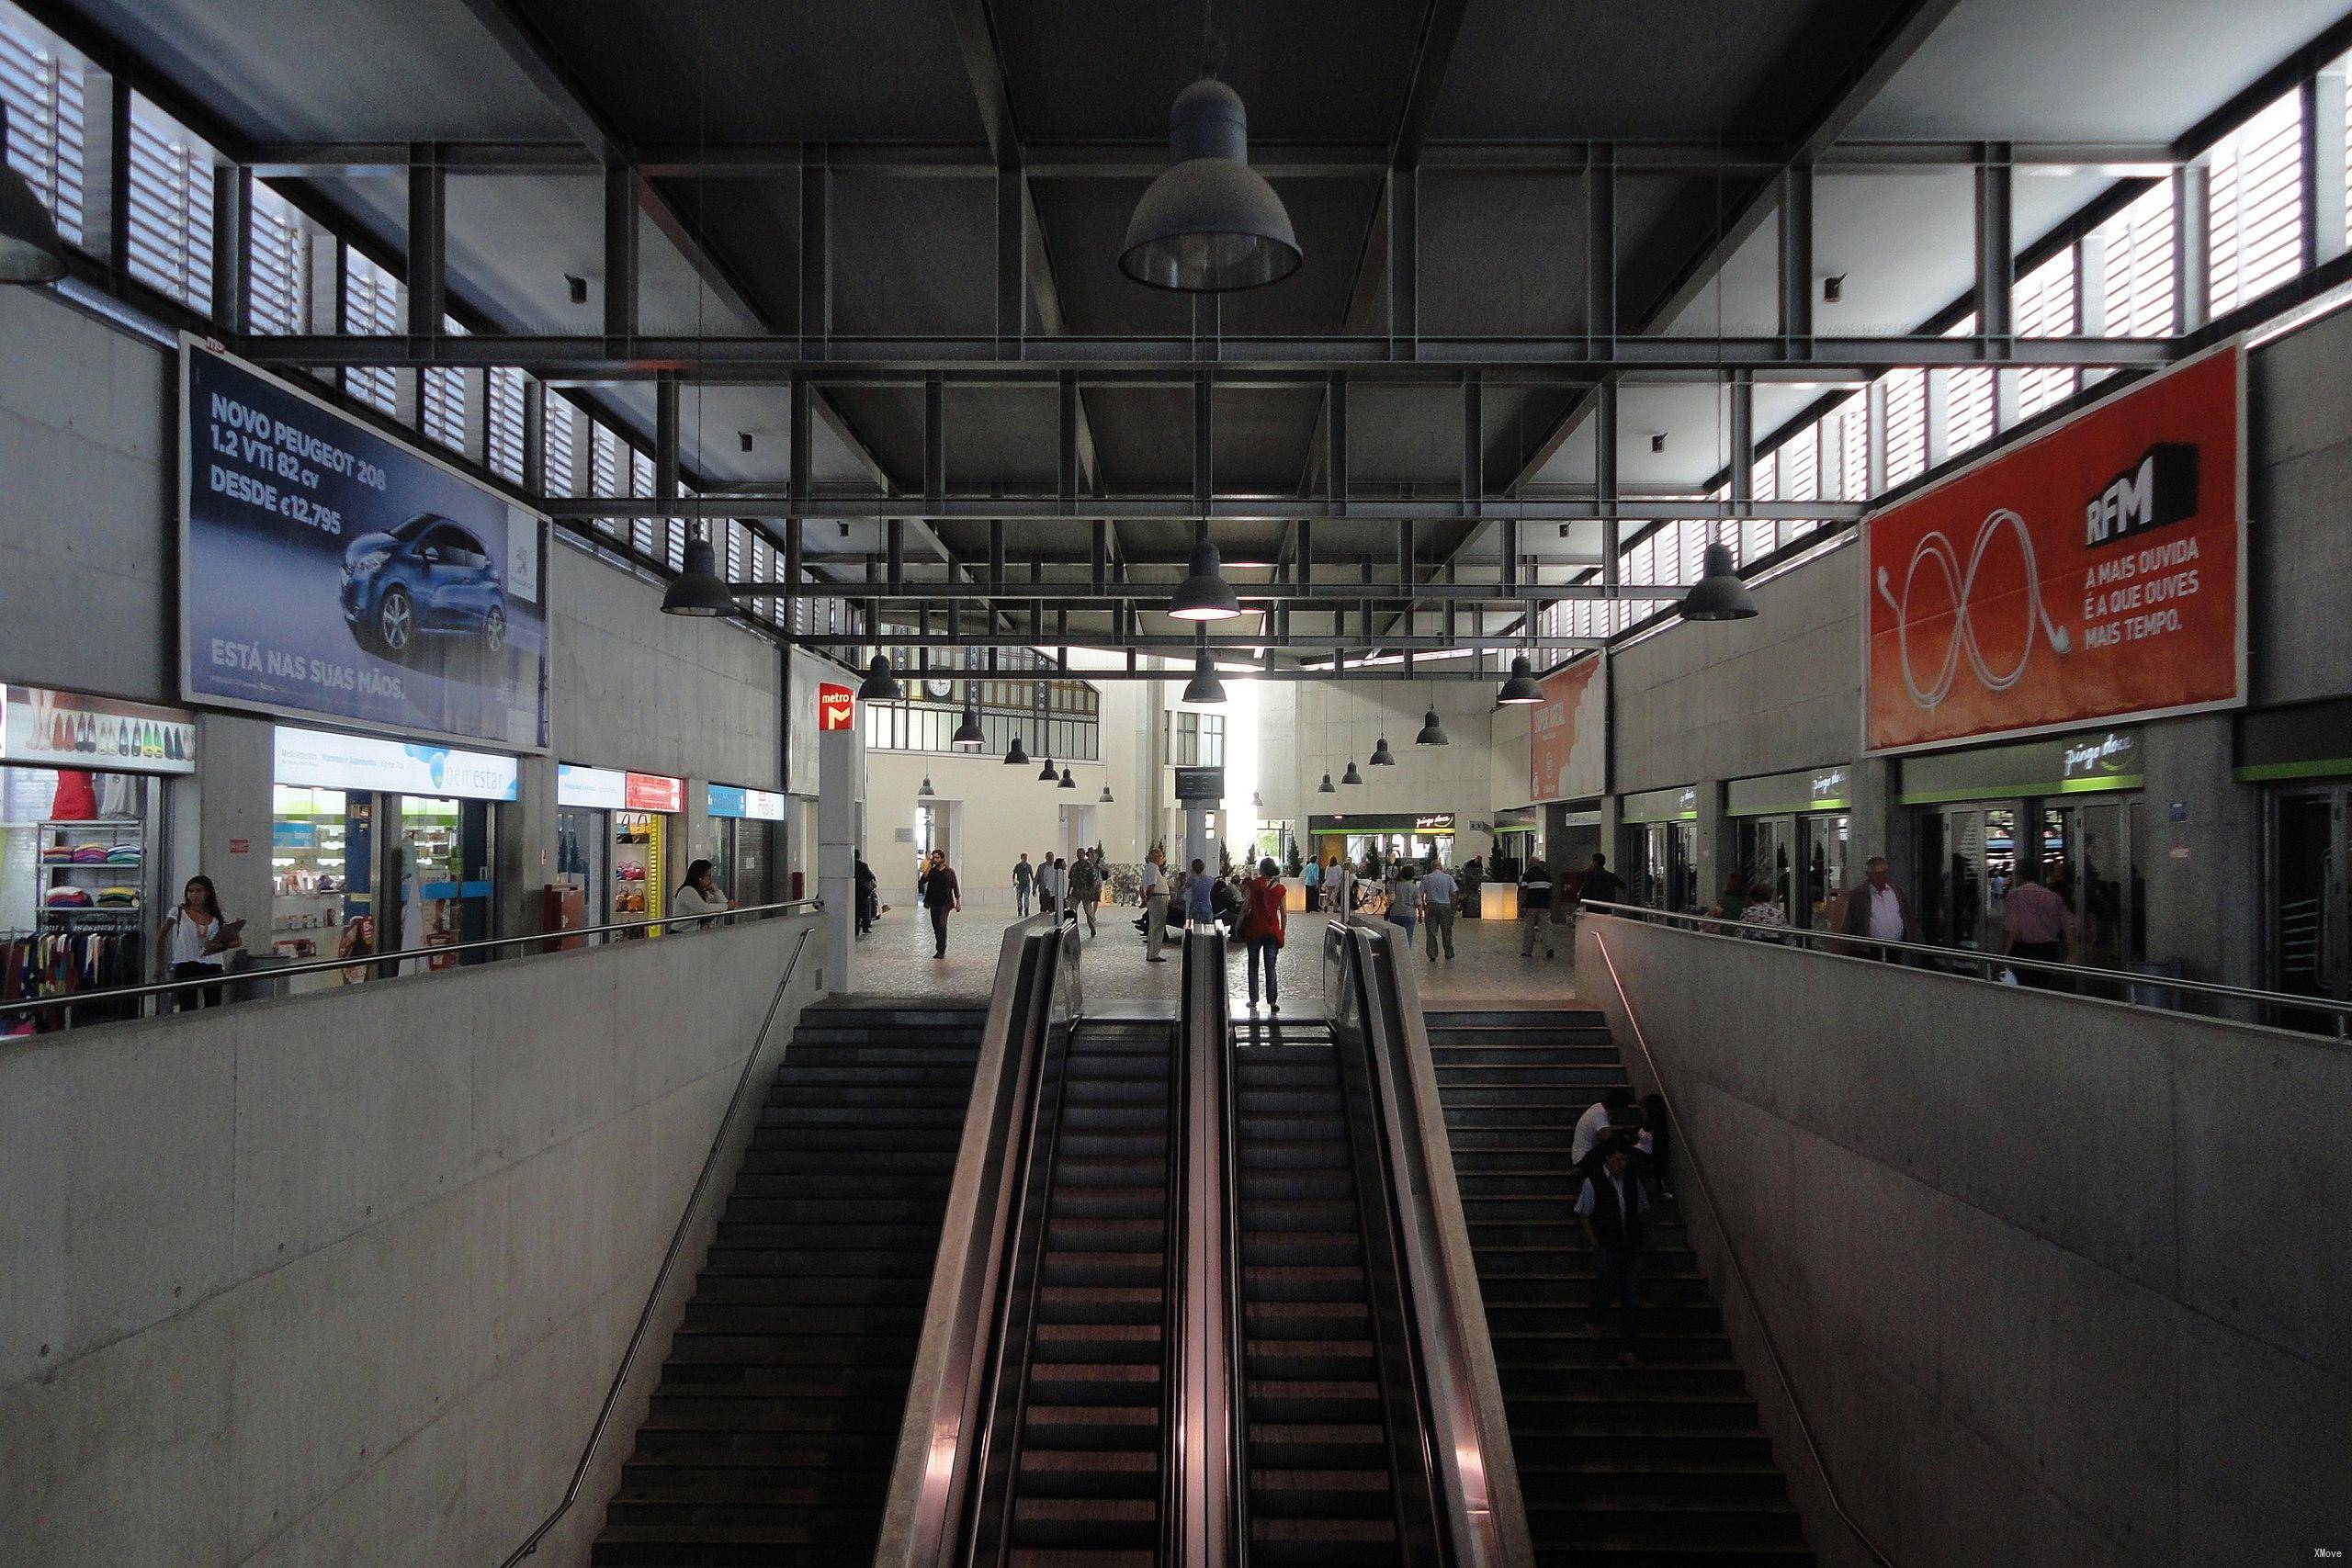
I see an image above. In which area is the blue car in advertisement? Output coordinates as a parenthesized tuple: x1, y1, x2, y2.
(340, 513, 508, 659)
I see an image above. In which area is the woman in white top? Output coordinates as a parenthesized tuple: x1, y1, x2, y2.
(159, 874, 242, 1010)
(672, 859, 735, 928)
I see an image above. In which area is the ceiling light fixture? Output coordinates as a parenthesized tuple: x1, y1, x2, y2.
(1059, 767, 1077, 789)
(1182, 649, 1227, 705)
(857, 652, 902, 701)
(738, 430, 754, 453)
(1650, 433, 1667, 454)
(660, 534, 737, 616)
(950, 700, 986, 749)
(1497, 654, 1544, 705)
(1039, 753, 1059, 782)
(565, 273, 588, 305)
(916, 775, 935, 798)
(1340, 760, 1363, 786)
(1415, 705, 1449, 746)
(1003, 733, 1031, 766)
(1680, 542, 1759, 621)
(1317, 773, 1336, 794)
(1100, 784, 1115, 804)
(1168, 539, 1243, 621)
(1120, 63, 1300, 292)
(1368, 734, 1396, 766)
(1823, 274, 1846, 303)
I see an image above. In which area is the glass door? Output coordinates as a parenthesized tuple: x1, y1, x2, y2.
(1736, 816, 1795, 917)
(2268, 788, 2345, 1024)
(1797, 812, 1850, 928)
(2075, 800, 2137, 971)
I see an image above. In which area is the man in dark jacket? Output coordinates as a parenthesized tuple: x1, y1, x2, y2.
(1577, 853, 1625, 908)
(921, 850, 960, 959)
(1576, 1134, 1651, 1367)
(1838, 855, 1914, 960)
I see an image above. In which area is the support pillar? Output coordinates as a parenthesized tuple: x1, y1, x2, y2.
(818, 711, 865, 994)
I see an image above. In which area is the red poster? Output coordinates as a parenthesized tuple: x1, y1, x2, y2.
(1864, 345, 2245, 754)
(818, 682, 855, 732)
(625, 771, 684, 812)
(1529, 655, 1606, 802)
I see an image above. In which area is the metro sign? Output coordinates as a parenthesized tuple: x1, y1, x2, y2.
(818, 682, 855, 732)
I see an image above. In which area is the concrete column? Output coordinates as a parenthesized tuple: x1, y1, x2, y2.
(2138, 715, 2258, 991)
(1691, 779, 1731, 912)
(1849, 755, 1909, 897)
(498, 752, 556, 938)
(195, 711, 277, 931)
(818, 718, 864, 994)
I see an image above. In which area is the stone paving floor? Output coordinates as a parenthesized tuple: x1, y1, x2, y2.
(843, 900, 1585, 1013)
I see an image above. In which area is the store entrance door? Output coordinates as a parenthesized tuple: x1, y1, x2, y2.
(1736, 817, 1795, 917)
(1798, 812, 1851, 928)
(2268, 788, 2347, 1023)
(1920, 803, 2019, 952)
(1623, 821, 1696, 913)
(387, 794, 494, 969)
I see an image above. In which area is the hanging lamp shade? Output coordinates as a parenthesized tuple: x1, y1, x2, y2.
(1368, 736, 1396, 766)
(660, 535, 737, 616)
(916, 775, 935, 798)
(1120, 76, 1301, 293)
(1168, 540, 1243, 621)
(1680, 542, 1759, 621)
(1414, 706, 1450, 746)
(0, 158, 67, 285)
(1497, 655, 1544, 705)
(1317, 773, 1337, 794)
(1059, 767, 1077, 789)
(1181, 649, 1227, 705)
(857, 652, 902, 701)
(950, 704, 986, 749)
(1039, 754, 1059, 782)
(1100, 784, 1115, 804)
(1340, 761, 1364, 785)
(1003, 734, 1031, 766)
(1250, 791, 1263, 807)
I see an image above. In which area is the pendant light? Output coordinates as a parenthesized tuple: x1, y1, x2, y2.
(1003, 733, 1031, 766)
(1340, 760, 1364, 786)
(1414, 705, 1450, 746)
(1120, 47, 1300, 294)
(950, 695, 986, 750)
(916, 775, 935, 797)
(0, 107, 67, 284)
(1181, 648, 1227, 705)
(1100, 784, 1115, 804)
(1368, 735, 1396, 766)
(1039, 753, 1059, 782)
(1169, 539, 1243, 622)
(1680, 542, 1759, 621)
(660, 533, 736, 616)
(1497, 654, 1544, 705)
(857, 652, 902, 701)
(1059, 767, 1078, 789)
(1318, 773, 1336, 794)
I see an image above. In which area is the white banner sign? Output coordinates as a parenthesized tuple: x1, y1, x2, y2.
(274, 724, 517, 800)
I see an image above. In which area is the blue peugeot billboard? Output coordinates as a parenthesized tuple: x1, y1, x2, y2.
(179, 342, 549, 750)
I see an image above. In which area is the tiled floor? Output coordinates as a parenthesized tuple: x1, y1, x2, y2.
(845, 902, 1585, 1012)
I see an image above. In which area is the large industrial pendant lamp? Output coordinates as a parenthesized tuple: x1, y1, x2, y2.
(1368, 734, 1396, 767)
(916, 774, 935, 798)
(1100, 784, 1115, 804)
(1497, 654, 1544, 705)
(1003, 732, 1031, 766)
(950, 693, 986, 750)
(1414, 705, 1450, 746)
(1059, 767, 1078, 789)
(0, 107, 67, 285)
(858, 651, 902, 701)
(1182, 648, 1227, 705)
(660, 533, 738, 616)
(1120, 33, 1300, 294)
(1039, 752, 1059, 782)
(1169, 537, 1243, 621)
(1680, 541, 1759, 621)
(1317, 772, 1336, 794)
(1340, 760, 1364, 786)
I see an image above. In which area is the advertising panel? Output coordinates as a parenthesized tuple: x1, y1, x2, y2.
(0, 684, 198, 775)
(1864, 344, 2245, 755)
(707, 784, 787, 821)
(1529, 655, 1606, 803)
(272, 724, 518, 800)
(557, 764, 628, 810)
(625, 772, 684, 813)
(181, 341, 549, 750)
(818, 682, 855, 732)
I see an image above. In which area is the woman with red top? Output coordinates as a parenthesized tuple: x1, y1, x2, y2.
(1238, 857, 1288, 1014)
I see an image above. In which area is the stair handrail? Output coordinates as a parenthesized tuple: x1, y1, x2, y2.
(502, 921, 817, 1565)
(1586, 925, 1898, 1568)
(876, 913, 1071, 1568)
(1332, 915, 1535, 1568)
(1176, 923, 1241, 1568)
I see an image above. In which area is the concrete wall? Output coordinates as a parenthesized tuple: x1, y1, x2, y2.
(1258, 676, 1504, 861)
(0, 913, 827, 1567)
(2247, 299, 2352, 707)
(1577, 914, 2352, 1568)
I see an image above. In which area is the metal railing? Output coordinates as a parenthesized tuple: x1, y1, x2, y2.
(1577, 899, 2352, 1043)
(1321, 914, 1533, 1568)
(504, 917, 820, 1563)
(1577, 916, 1895, 1568)
(1179, 923, 1240, 1567)
(0, 897, 824, 1031)
(876, 908, 1081, 1568)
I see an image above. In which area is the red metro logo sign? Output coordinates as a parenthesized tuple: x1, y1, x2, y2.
(1863, 344, 2245, 754)
(818, 682, 855, 732)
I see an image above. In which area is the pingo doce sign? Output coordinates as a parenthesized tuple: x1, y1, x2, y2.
(1864, 344, 2245, 754)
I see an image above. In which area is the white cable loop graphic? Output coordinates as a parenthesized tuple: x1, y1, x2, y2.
(1875, 507, 2072, 713)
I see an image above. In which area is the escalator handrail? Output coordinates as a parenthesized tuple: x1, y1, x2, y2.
(1329, 915, 1536, 1568)
(1176, 923, 1241, 1568)
(876, 912, 1076, 1568)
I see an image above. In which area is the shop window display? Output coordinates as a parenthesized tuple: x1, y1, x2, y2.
(614, 809, 664, 932)
(2, 765, 161, 1032)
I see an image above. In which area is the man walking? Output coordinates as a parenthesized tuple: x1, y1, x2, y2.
(1576, 1134, 1651, 1368)
(922, 849, 960, 959)
(1012, 852, 1034, 917)
(1140, 848, 1170, 963)
(1419, 861, 1459, 961)
(2000, 867, 2077, 987)
(1184, 858, 1217, 927)
(1577, 853, 1625, 908)
(1839, 856, 1913, 960)
(1068, 851, 1101, 935)
(1519, 850, 1555, 958)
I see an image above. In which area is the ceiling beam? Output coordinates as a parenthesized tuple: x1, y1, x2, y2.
(544, 494, 1856, 524)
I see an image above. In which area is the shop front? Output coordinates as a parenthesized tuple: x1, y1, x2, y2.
(1, 685, 197, 1028)
(271, 725, 515, 987)
(555, 764, 684, 936)
(1726, 766, 1854, 927)
(706, 783, 786, 906)
(1306, 811, 1457, 874)
(1618, 786, 1699, 913)
(2238, 695, 2352, 1021)
(1899, 728, 2143, 967)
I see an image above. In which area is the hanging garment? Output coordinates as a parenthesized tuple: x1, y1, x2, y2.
(49, 771, 98, 821)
